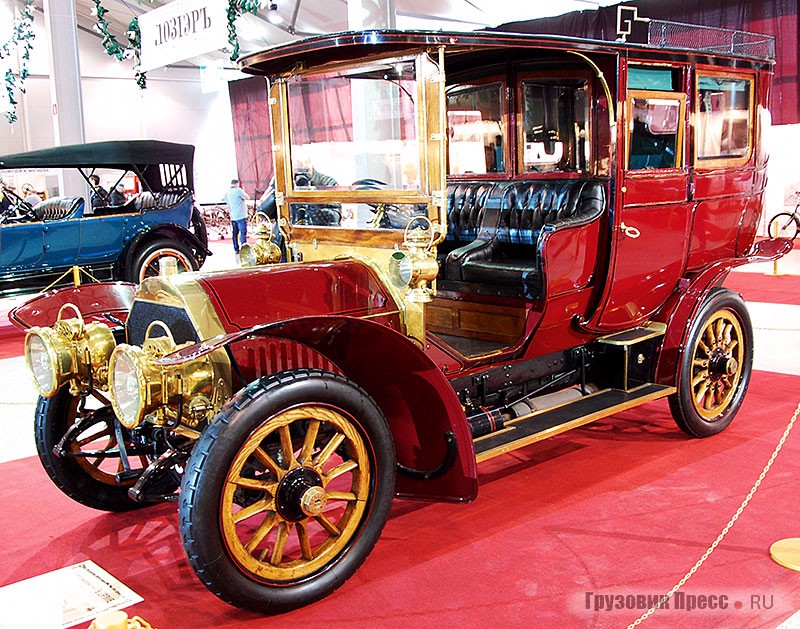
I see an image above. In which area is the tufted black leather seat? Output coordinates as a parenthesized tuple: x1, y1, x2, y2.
(444, 180, 605, 297)
(33, 196, 84, 221)
(438, 182, 497, 261)
(135, 189, 190, 210)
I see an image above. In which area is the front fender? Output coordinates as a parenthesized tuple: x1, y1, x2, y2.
(9, 281, 135, 330)
(161, 315, 478, 503)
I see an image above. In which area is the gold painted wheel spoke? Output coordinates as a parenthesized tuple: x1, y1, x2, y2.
(697, 339, 711, 357)
(299, 420, 320, 464)
(279, 425, 298, 469)
(296, 521, 314, 560)
(234, 477, 276, 493)
(233, 497, 271, 524)
(270, 521, 291, 565)
(691, 371, 707, 388)
(314, 433, 345, 467)
(326, 491, 357, 502)
(300, 419, 319, 465)
(253, 446, 284, 478)
(325, 459, 358, 482)
(694, 380, 709, 405)
(76, 430, 112, 448)
(244, 512, 277, 554)
(315, 513, 341, 536)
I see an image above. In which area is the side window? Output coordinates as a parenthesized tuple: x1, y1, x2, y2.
(696, 74, 752, 163)
(446, 82, 506, 175)
(627, 93, 684, 170)
(519, 77, 589, 173)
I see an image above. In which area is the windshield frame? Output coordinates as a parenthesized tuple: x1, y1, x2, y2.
(268, 49, 447, 245)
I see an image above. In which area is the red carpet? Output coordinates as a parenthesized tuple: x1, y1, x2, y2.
(725, 270, 800, 306)
(2, 370, 800, 629)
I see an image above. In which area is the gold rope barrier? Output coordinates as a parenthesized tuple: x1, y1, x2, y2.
(626, 398, 800, 628)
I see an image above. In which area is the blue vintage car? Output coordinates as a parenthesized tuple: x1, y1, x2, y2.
(0, 140, 210, 296)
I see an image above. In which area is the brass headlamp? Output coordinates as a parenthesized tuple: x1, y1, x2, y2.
(388, 216, 439, 303)
(240, 212, 282, 267)
(24, 303, 116, 397)
(108, 321, 223, 430)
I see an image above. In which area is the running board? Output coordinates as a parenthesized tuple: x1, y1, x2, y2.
(475, 383, 676, 463)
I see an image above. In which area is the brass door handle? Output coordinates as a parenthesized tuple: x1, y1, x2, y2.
(620, 222, 641, 239)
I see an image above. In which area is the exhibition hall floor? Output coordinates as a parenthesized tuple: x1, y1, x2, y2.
(1, 242, 800, 629)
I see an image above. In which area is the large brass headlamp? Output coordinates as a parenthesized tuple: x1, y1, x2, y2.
(108, 321, 222, 430)
(240, 212, 282, 267)
(24, 304, 116, 398)
(388, 216, 439, 303)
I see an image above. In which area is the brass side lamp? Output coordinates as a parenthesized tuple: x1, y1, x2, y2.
(240, 212, 282, 267)
(387, 216, 439, 303)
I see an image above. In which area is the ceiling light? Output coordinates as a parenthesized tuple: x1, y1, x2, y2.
(267, 3, 284, 25)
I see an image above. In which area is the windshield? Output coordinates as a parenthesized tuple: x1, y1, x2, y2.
(284, 58, 430, 230)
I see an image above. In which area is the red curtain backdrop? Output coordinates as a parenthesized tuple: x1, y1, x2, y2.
(228, 77, 274, 198)
(493, 0, 798, 125)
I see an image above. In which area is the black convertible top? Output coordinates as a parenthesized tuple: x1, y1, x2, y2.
(0, 140, 195, 191)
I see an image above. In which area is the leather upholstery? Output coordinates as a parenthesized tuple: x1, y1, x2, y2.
(33, 196, 84, 221)
(444, 179, 605, 297)
(135, 189, 190, 210)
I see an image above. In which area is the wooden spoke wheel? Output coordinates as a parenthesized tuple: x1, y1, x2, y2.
(669, 289, 753, 437)
(221, 405, 370, 581)
(180, 369, 395, 613)
(35, 386, 162, 511)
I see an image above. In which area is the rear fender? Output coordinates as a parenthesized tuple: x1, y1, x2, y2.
(162, 315, 478, 503)
(121, 224, 211, 272)
(654, 237, 792, 386)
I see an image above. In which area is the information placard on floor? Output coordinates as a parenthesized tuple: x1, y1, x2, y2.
(0, 560, 142, 629)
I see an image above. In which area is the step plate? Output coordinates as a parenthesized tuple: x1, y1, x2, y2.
(475, 383, 676, 463)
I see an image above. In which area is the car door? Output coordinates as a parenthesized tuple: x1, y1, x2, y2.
(593, 64, 692, 329)
(0, 220, 45, 270)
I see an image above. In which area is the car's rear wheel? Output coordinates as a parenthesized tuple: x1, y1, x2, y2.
(179, 369, 396, 613)
(35, 387, 149, 511)
(668, 289, 753, 437)
(128, 238, 198, 282)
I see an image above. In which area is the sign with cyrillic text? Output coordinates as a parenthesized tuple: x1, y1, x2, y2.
(138, 0, 228, 72)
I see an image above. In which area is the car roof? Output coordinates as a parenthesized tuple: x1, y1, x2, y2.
(0, 140, 195, 192)
(239, 28, 775, 78)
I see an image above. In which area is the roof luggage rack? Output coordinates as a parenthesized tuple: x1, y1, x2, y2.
(617, 6, 775, 61)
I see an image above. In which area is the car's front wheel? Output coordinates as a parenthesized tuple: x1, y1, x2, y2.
(35, 387, 149, 511)
(127, 238, 198, 282)
(668, 289, 753, 437)
(179, 369, 396, 613)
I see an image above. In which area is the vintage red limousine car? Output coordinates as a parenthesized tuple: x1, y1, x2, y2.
(12, 18, 792, 613)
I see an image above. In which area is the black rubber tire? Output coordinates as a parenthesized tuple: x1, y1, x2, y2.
(127, 238, 199, 282)
(190, 206, 209, 268)
(35, 387, 146, 511)
(767, 212, 800, 240)
(179, 369, 396, 613)
(668, 288, 753, 437)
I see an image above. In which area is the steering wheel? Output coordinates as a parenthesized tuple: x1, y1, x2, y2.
(0, 188, 37, 224)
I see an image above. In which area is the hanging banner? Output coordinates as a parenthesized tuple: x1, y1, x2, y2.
(138, 0, 229, 72)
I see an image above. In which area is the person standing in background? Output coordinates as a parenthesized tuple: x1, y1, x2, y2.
(224, 178, 250, 257)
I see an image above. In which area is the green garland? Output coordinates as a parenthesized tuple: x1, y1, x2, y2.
(91, 0, 150, 88)
(227, 0, 261, 61)
(0, 0, 35, 124)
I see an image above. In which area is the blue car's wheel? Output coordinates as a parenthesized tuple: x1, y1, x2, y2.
(127, 238, 198, 282)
